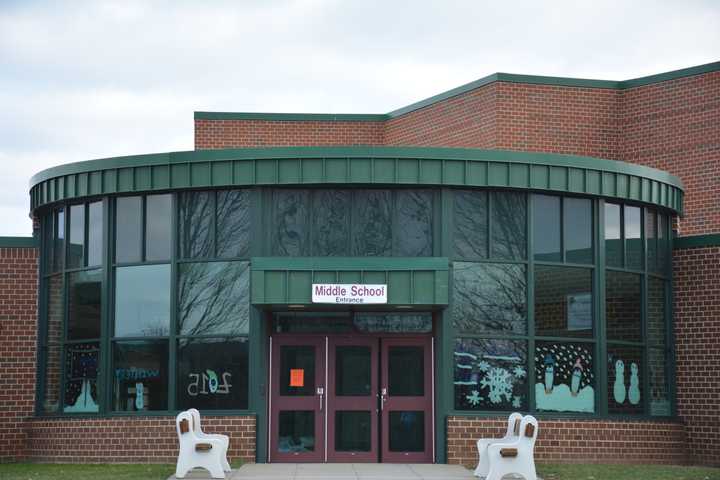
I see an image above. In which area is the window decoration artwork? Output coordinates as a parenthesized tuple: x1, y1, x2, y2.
(454, 339, 528, 411)
(113, 341, 168, 412)
(535, 342, 594, 413)
(63, 343, 99, 413)
(607, 346, 643, 414)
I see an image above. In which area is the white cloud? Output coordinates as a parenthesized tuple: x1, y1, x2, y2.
(0, 0, 718, 235)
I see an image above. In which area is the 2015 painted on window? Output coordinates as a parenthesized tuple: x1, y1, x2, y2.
(187, 370, 232, 396)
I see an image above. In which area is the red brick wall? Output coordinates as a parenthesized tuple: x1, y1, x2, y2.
(194, 119, 384, 149)
(24, 415, 256, 464)
(673, 245, 720, 467)
(447, 416, 687, 467)
(0, 246, 38, 463)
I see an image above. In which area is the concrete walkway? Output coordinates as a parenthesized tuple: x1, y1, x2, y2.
(169, 463, 477, 479)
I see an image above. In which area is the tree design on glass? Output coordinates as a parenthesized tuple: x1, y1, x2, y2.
(63, 343, 99, 413)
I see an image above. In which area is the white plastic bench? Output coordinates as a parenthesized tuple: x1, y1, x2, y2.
(187, 408, 231, 473)
(175, 410, 227, 479)
(474, 412, 523, 478)
(485, 415, 538, 480)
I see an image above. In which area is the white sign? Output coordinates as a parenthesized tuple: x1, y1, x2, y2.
(312, 284, 387, 304)
(566, 293, 592, 331)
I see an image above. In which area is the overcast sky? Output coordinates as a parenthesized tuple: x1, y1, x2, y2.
(1, 0, 718, 236)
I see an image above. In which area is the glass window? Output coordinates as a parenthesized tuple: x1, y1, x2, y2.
(565, 198, 592, 264)
(625, 205, 642, 270)
(389, 411, 424, 452)
(335, 411, 371, 452)
(645, 209, 657, 271)
(606, 271, 642, 342)
(312, 190, 350, 256)
(648, 347, 670, 416)
(47, 274, 64, 345)
(335, 346, 371, 396)
(533, 195, 561, 262)
(491, 192, 526, 260)
(535, 341, 595, 413)
(115, 264, 171, 337)
(453, 190, 488, 260)
(177, 261, 250, 336)
(272, 189, 310, 256)
(115, 196, 142, 263)
(353, 313, 432, 333)
(67, 269, 102, 340)
(657, 213, 669, 274)
(145, 194, 171, 261)
(388, 346, 424, 396)
(68, 204, 85, 269)
(607, 345, 643, 414)
(178, 191, 213, 259)
(54, 208, 65, 272)
(87, 201, 103, 267)
(217, 190, 251, 258)
(454, 338, 527, 411)
(534, 266, 593, 337)
(394, 190, 432, 256)
(453, 262, 527, 335)
(605, 203, 622, 268)
(41, 274, 64, 413)
(63, 342, 99, 413)
(113, 341, 168, 411)
(41, 344, 62, 413)
(647, 277, 666, 347)
(352, 190, 392, 256)
(177, 338, 248, 410)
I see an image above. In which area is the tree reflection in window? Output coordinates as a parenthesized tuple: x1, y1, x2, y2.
(272, 190, 310, 256)
(313, 190, 351, 256)
(352, 190, 392, 256)
(217, 190, 251, 258)
(179, 191, 213, 259)
(453, 190, 488, 259)
(177, 261, 250, 336)
(491, 192, 526, 260)
(453, 262, 527, 334)
(395, 190, 432, 257)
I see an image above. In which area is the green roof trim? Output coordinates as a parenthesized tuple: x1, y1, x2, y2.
(195, 111, 388, 122)
(0, 236, 37, 248)
(29, 146, 684, 215)
(673, 234, 720, 250)
(194, 61, 719, 121)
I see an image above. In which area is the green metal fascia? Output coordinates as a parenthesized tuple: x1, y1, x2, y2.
(194, 111, 388, 122)
(250, 256, 449, 306)
(29, 147, 685, 215)
(673, 233, 720, 250)
(0, 236, 38, 248)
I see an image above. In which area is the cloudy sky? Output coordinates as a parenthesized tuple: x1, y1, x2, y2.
(1, 0, 718, 235)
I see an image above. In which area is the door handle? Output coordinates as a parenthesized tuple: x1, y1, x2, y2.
(380, 387, 387, 410)
(317, 387, 324, 411)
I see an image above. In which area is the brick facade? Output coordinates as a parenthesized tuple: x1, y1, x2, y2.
(447, 416, 687, 467)
(23, 415, 256, 464)
(673, 246, 720, 466)
(0, 247, 38, 463)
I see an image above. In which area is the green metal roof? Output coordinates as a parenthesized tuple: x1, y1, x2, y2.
(192, 61, 720, 120)
(0, 236, 37, 248)
(29, 146, 684, 214)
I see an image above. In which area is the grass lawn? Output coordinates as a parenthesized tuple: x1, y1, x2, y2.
(0, 463, 719, 479)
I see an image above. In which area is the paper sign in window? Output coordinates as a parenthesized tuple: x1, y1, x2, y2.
(290, 369, 304, 387)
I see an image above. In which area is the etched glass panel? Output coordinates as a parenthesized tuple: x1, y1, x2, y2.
(491, 192, 526, 260)
(312, 189, 350, 256)
(272, 189, 310, 256)
(535, 266, 593, 337)
(178, 261, 249, 336)
(453, 262, 527, 335)
(535, 341, 595, 413)
(394, 189, 432, 256)
(177, 337, 248, 410)
(178, 191, 213, 259)
(454, 338, 528, 411)
(607, 345, 643, 414)
(217, 190, 251, 258)
(533, 195, 561, 262)
(606, 270, 642, 342)
(453, 190, 488, 259)
(352, 190, 392, 256)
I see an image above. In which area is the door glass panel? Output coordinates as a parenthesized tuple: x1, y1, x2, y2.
(335, 411, 371, 452)
(336, 346, 371, 396)
(388, 346, 424, 396)
(278, 411, 315, 453)
(280, 346, 315, 396)
(389, 411, 424, 452)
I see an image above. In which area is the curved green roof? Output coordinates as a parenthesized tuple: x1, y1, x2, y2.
(29, 146, 684, 214)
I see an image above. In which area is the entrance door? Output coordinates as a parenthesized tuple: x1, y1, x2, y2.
(270, 336, 325, 462)
(380, 337, 433, 463)
(326, 336, 379, 462)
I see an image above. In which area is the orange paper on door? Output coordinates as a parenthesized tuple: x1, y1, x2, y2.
(290, 369, 304, 387)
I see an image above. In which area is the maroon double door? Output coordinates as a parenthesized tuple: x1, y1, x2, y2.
(269, 335, 433, 463)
